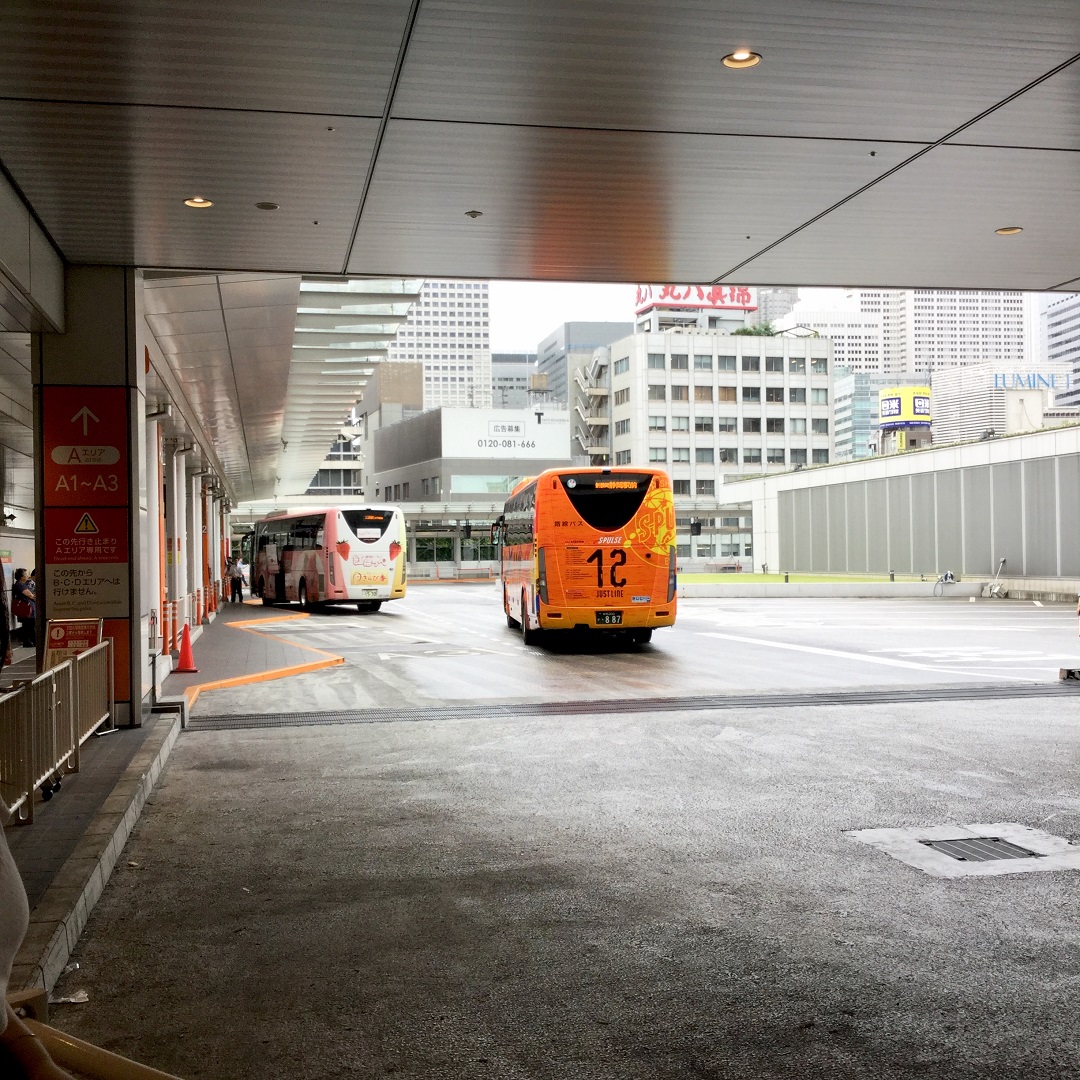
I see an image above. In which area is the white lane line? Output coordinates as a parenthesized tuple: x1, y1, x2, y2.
(701, 632, 1042, 683)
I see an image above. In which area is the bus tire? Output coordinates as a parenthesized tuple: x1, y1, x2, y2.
(298, 580, 310, 611)
(630, 628, 653, 645)
(521, 593, 541, 646)
(259, 578, 273, 605)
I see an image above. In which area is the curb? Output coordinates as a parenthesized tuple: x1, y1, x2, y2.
(10, 711, 183, 992)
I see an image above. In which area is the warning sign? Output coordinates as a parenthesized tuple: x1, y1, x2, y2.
(45, 508, 129, 564)
(44, 618, 103, 670)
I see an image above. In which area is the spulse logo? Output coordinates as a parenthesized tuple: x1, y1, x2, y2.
(596, 536, 623, 544)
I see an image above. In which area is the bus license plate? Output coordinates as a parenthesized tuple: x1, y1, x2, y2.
(361, 588, 378, 597)
(596, 611, 623, 625)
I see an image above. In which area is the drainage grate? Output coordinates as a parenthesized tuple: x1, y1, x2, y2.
(919, 837, 1042, 862)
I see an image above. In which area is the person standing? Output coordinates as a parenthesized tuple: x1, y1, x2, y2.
(10, 569, 34, 648)
(228, 557, 244, 603)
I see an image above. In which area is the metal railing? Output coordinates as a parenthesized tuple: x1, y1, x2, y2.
(0, 639, 114, 824)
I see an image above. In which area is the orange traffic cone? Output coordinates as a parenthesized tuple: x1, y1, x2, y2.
(175, 624, 198, 673)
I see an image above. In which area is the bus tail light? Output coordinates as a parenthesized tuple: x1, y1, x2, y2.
(667, 546, 677, 602)
(328, 550, 335, 585)
(537, 547, 549, 604)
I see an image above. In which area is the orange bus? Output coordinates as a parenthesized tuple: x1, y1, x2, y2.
(247, 506, 406, 612)
(495, 467, 677, 645)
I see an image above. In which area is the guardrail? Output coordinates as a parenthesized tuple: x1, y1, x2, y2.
(0, 640, 114, 824)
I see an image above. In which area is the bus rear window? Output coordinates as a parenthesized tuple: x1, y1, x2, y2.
(558, 474, 653, 532)
(343, 509, 394, 542)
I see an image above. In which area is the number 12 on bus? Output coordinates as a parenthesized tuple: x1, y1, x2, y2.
(495, 468, 677, 645)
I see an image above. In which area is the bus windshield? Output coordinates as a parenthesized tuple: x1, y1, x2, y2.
(558, 472, 653, 532)
(343, 509, 394, 541)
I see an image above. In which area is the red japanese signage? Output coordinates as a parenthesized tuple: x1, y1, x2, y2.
(43, 386, 129, 507)
(44, 618, 103, 670)
(44, 508, 130, 564)
(635, 284, 758, 313)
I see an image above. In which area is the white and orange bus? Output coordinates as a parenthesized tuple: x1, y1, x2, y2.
(246, 506, 407, 612)
(495, 467, 677, 645)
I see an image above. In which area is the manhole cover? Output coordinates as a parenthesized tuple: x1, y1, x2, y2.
(919, 837, 1042, 862)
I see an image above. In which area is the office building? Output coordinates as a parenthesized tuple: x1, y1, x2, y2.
(1045, 294, 1080, 406)
(386, 279, 492, 409)
(491, 352, 536, 408)
(537, 322, 634, 406)
(832, 372, 925, 461)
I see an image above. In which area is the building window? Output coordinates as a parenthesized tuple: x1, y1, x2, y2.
(767, 448, 786, 464)
(648, 384, 666, 400)
(614, 388, 630, 405)
(671, 354, 689, 370)
(694, 355, 713, 370)
(614, 357, 629, 375)
(742, 386, 760, 402)
(790, 418, 807, 434)
(811, 357, 828, 373)
(670, 385, 689, 401)
(811, 388, 829, 404)
(695, 417, 713, 433)
(615, 449, 632, 464)
(743, 417, 761, 433)
(718, 355, 736, 371)
(812, 418, 829, 434)
(648, 415, 666, 431)
(649, 447, 667, 462)
(677, 544, 691, 559)
(766, 417, 785, 433)
(765, 386, 785, 402)
(765, 356, 784, 372)
(696, 479, 715, 496)
(790, 448, 807, 464)
(671, 415, 690, 431)
(614, 419, 630, 436)
(718, 386, 736, 402)
(742, 356, 760, 372)
(401, 482, 410, 500)
(813, 449, 830, 464)
(718, 447, 737, 463)
(717, 417, 737, 432)
(789, 388, 806, 403)
(695, 385, 713, 402)
(695, 447, 714, 463)
(648, 353, 666, 369)
(672, 478, 690, 495)
(672, 447, 690, 462)
(743, 449, 762, 464)
(789, 357, 806, 373)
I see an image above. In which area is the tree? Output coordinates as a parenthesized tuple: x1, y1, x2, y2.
(732, 322, 775, 336)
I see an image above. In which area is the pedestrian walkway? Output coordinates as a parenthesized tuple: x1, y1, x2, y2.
(6, 598, 345, 991)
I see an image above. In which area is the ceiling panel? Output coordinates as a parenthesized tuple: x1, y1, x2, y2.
(395, 0, 1080, 141)
(719, 145, 1080, 290)
(0, 102, 377, 271)
(349, 120, 921, 281)
(0, 0, 413, 116)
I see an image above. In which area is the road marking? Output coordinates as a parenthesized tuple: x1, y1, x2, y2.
(1034, 600, 1043, 607)
(701, 632, 1041, 682)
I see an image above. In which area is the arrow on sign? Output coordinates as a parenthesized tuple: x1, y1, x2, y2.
(71, 406, 100, 435)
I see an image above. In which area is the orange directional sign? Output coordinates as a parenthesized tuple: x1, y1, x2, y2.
(43, 386, 129, 506)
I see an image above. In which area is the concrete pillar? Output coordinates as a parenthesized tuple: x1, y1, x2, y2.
(35, 266, 146, 725)
(166, 443, 191, 625)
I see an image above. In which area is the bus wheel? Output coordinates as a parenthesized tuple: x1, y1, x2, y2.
(259, 578, 273, 606)
(521, 593, 541, 646)
(298, 580, 310, 611)
(630, 628, 653, 645)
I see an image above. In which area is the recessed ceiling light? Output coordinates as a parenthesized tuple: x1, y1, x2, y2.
(183, 196, 213, 208)
(995, 226, 1023, 235)
(464, 209, 483, 219)
(722, 49, 761, 69)
(255, 201, 280, 211)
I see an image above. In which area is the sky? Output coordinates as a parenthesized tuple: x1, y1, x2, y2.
(486, 281, 844, 353)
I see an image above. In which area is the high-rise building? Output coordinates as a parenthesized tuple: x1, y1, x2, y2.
(537, 322, 634, 406)
(1044, 294, 1080, 406)
(832, 372, 925, 461)
(746, 287, 800, 328)
(491, 352, 536, 408)
(386, 279, 492, 409)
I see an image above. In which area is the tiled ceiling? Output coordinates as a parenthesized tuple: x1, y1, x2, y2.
(1, 1, 1078, 498)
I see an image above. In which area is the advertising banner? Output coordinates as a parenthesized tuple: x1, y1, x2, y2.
(878, 386, 932, 429)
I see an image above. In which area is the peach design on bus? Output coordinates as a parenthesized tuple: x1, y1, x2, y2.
(626, 486, 676, 556)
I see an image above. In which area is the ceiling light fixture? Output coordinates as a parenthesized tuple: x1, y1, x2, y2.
(255, 201, 280, 211)
(995, 226, 1023, 235)
(722, 48, 761, 69)
(183, 196, 213, 208)
(464, 209, 483, 219)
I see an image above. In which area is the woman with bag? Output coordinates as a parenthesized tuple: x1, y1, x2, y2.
(11, 568, 34, 648)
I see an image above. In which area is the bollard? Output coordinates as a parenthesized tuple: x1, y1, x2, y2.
(890, 570, 895, 582)
(784, 572, 789, 583)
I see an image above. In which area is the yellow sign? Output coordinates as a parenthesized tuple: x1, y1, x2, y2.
(878, 386, 931, 429)
(74, 513, 99, 534)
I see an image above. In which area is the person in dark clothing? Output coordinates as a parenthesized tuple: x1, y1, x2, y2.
(11, 568, 34, 648)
